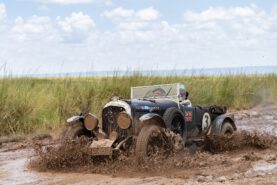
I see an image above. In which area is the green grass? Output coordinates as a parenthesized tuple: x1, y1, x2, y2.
(0, 74, 276, 136)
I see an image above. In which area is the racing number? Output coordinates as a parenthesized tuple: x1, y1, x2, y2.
(202, 112, 211, 132)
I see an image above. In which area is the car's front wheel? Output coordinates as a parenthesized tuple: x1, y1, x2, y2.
(135, 124, 170, 160)
(61, 121, 88, 140)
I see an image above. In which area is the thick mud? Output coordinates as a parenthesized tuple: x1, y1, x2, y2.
(30, 131, 277, 176)
(1, 104, 277, 185)
(203, 131, 277, 153)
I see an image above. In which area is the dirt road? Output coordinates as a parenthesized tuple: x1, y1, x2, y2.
(1, 105, 277, 185)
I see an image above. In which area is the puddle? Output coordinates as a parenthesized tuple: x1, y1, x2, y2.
(1, 105, 277, 185)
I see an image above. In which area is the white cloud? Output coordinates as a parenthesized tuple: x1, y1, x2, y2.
(12, 15, 60, 42)
(57, 12, 95, 42)
(103, 7, 161, 37)
(57, 12, 95, 32)
(1, 5, 277, 75)
(183, 5, 272, 39)
(10, 12, 95, 43)
(0, 2, 6, 21)
(96, 5, 277, 69)
(103, 7, 160, 22)
(39, 0, 112, 5)
(184, 5, 257, 22)
(136, 7, 159, 21)
(102, 7, 134, 21)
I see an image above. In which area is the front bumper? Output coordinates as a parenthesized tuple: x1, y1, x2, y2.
(89, 139, 114, 156)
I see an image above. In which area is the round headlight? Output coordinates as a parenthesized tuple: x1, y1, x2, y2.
(84, 113, 99, 131)
(117, 112, 132, 129)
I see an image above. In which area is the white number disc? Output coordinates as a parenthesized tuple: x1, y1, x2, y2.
(202, 112, 211, 131)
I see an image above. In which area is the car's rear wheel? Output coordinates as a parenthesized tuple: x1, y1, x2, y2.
(221, 121, 234, 136)
(136, 124, 170, 160)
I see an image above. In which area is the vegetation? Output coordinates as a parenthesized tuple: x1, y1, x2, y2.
(0, 74, 276, 136)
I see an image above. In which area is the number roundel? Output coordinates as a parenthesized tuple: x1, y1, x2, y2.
(202, 112, 211, 132)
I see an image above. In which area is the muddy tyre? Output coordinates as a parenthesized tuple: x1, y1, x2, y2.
(136, 124, 170, 160)
(163, 107, 187, 142)
(221, 122, 234, 136)
(61, 122, 87, 140)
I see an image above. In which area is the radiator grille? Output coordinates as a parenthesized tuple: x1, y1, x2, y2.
(102, 106, 133, 138)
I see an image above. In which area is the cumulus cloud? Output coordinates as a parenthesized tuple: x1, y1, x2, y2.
(57, 12, 95, 42)
(183, 5, 274, 41)
(184, 6, 257, 22)
(57, 12, 95, 32)
(102, 7, 162, 41)
(95, 5, 277, 69)
(103, 7, 160, 22)
(1, 4, 277, 75)
(0, 2, 6, 21)
(136, 7, 159, 21)
(9, 12, 95, 43)
(12, 15, 60, 42)
(39, 0, 112, 5)
(103, 7, 134, 21)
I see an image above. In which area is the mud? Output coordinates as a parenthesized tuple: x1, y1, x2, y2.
(203, 131, 277, 153)
(29, 131, 277, 175)
(1, 104, 277, 185)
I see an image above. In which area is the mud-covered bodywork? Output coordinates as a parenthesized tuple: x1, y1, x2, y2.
(64, 83, 236, 156)
(101, 98, 178, 138)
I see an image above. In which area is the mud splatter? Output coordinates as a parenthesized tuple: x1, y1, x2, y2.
(30, 137, 94, 171)
(203, 131, 277, 153)
(30, 131, 277, 178)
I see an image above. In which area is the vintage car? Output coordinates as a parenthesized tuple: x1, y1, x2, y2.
(61, 83, 236, 158)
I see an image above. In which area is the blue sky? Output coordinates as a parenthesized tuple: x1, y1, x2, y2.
(0, 0, 277, 75)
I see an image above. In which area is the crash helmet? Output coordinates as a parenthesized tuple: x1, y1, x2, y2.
(178, 84, 186, 102)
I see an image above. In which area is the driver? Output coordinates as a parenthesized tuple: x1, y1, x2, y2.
(152, 88, 166, 97)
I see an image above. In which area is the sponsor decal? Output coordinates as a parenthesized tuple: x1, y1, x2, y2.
(137, 106, 159, 111)
(150, 106, 160, 111)
(184, 111, 193, 122)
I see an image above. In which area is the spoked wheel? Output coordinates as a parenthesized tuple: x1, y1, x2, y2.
(163, 107, 187, 143)
(171, 116, 184, 136)
(221, 121, 235, 137)
(136, 125, 171, 160)
(61, 121, 89, 140)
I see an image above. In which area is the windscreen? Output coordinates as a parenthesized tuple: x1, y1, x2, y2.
(131, 83, 179, 99)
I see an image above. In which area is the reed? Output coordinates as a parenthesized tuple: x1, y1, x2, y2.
(0, 74, 276, 136)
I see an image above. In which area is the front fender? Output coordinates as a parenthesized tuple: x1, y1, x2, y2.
(135, 113, 166, 135)
(210, 114, 236, 134)
(66, 115, 84, 124)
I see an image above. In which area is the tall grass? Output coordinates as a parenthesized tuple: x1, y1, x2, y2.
(0, 74, 276, 136)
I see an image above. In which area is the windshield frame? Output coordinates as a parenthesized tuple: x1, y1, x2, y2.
(131, 83, 181, 100)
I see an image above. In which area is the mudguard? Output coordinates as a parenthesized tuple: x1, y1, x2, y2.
(66, 115, 84, 124)
(136, 113, 166, 135)
(210, 114, 236, 134)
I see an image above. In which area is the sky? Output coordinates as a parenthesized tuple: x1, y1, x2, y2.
(0, 0, 277, 75)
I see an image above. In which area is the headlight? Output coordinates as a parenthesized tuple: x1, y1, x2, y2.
(84, 113, 99, 131)
(117, 112, 132, 129)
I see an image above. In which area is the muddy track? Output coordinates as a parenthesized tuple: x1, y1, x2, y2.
(1, 105, 277, 185)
